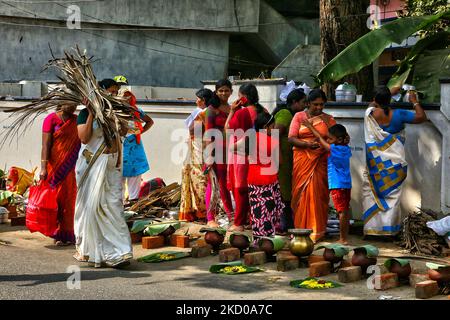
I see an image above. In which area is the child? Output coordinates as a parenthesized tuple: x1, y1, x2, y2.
(303, 121, 352, 244)
(235, 112, 285, 242)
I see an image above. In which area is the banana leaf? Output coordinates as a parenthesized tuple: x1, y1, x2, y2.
(316, 12, 448, 85)
(130, 219, 153, 233)
(412, 48, 450, 102)
(316, 244, 350, 258)
(209, 261, 262, 275)
(0, 190, 14, 206)
(353, 245, 379, 258)
(199, 227, 227, 236)
(387, 31, 450, 90)
(137, 251, 190, 263)
(144, 221, 181, 236)
(290, 277, 343, 290)
(426, 262, 450, 270)
(384, 258, 410, 269)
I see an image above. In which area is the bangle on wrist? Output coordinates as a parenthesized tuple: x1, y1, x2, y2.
(413, 102, 420, 107)
(41, 160, 48, 162)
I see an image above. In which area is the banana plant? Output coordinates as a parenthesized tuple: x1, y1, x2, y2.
(316, 11, 450, 102)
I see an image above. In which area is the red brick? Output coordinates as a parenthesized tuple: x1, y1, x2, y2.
(219, 248, 240, 262)
(309, 261, 332, 277)
(244, 252, 267, 266)
(338, 266, 362, 283)
(308, 254, 325, 265)
(10, 216, 25, 226)
(130, 232, 143, 244)
(415, 280, 440, 299)
(191, 244, 212, 258)
(409, 274, 430, 288)
(170, 235, 190, 248)
(373, 273, 399, 290)
(142, 236, 165, 249)
(277, 255, 299, 272)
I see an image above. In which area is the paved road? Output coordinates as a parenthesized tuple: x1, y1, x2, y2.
(0, 224, 447, 300)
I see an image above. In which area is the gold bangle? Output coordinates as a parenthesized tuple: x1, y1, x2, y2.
(41, 160, 48, 162)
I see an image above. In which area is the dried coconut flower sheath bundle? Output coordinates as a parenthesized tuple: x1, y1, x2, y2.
(1, 46, 138, 168)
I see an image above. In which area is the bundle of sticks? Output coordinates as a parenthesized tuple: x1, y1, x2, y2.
(1, 46, 136, 155)
(129, 182, 181, 215)
(397, 208, 446, 257)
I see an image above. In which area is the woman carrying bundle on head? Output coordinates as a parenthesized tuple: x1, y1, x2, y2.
(40, 103, 81, 246)
(225, 83, 268, 232)
(179, 88, 214, 222)
(74, 78, 133, 268)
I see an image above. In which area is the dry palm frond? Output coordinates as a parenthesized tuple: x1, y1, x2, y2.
(130, 183, 181, 214)
(1, 46, 136, 163)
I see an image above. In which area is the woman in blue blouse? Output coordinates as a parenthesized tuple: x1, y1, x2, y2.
(362, 86, 427, 238)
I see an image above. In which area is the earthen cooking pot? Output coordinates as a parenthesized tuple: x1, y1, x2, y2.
(388, 260, 412, 279)
(428, 266, 450, 283)
(159, 225, 176, 238)
(204, 230, 225, 250)
(259, 238, 275, 256)
(351, 248, 377, 273)
(230, 234, 250, 251)
(323, 248, 343, 264)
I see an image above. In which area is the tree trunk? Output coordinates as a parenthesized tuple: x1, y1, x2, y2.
(320, 0, 374, 101)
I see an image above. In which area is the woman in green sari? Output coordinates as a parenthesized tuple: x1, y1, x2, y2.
(273, 89, 307, 233)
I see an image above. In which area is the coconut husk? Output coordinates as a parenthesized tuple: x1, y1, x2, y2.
(397, 208, 447, 257)
(129, 182, 181, 215)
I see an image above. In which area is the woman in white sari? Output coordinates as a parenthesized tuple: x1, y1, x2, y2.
(362, 86, 426, 237)
(73, 79, 133, 268)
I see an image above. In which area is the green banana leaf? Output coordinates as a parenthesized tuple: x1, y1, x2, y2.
(258, 235, 287, 252)
(199, 227, 227, 236)
(229, 232, 252, 244)
(412, 48, 450, 102)
(316, 12, 448, 85)
(144, 221, 181, 236)
(130, 219, 153, 233)
(353, 245, 379, 258)
(316, 244, 350, 258)
(387, 30, 450, 90)
(0, 190, 14, 206)
(426, 262, 450, 270)
(209, 261, 263, 275)
(137, 251, 190, 263)
(290, 277, 343, 290)
(384, 258, 410, 269)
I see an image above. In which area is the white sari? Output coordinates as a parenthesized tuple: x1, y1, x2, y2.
(362, 107, 408, 236)
(74, 120, 133, 267)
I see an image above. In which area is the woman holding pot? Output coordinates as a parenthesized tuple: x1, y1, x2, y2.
(362, 86, 426, 237)
(288, 89, 336, 242)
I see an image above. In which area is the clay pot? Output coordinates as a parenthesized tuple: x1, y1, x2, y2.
(159, 225, 176, 238)
(323, 248, 343, 264)
(388, 260, 412, 279)
(288, 229, 314, 257)
(204, 231, 225, 250)
(259, 238, 275, 256)
(428, 267, 450, 283)
(230, 234, 250, 251)
(351, 248, 377, 273)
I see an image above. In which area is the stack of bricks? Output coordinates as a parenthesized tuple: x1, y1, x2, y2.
(170, 234, 190, 248)
(191, 244, 212, 258)
(309, 261, 332, 277)
(277, 252, 299, 272)
(244, 251, 266, 266)
(219, 248, 240, 262)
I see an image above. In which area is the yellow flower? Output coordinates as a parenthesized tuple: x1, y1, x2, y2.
(220, 266, 247, 273)
(158, 253, 176, 260)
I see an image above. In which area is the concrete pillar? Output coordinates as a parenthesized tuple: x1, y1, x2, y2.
(439, 80, 450, 214)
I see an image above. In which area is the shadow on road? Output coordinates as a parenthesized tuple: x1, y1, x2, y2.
(0, 269, 151, 287)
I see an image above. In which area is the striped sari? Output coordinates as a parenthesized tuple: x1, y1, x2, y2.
(289, 112, 336, 242)
(362, 107, 408, 236)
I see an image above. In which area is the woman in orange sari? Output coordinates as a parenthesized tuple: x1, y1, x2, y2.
(40, 105, 81, 245)
(288, 89, 336, 242)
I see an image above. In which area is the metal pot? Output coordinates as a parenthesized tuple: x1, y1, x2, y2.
(288, 229, 315, 257)
(335, 82, 357, 102)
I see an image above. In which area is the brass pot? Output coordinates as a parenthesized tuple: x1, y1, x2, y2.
(288, 229, 314, 257)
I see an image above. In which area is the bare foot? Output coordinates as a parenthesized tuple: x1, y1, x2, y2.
(207, 221, 219, 228)
(337, 239, 349, 245)
(228, 225, 244, 232)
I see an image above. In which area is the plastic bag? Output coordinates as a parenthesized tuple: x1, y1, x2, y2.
(426, 216, 450, 239)
(26, 182, 58, 237)
(280, 81, 310, 102)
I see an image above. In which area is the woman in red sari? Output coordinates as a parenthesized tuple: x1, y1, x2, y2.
(288, 89, 336, 242)
(225, 83, 265, 232)
(40, 104, 81, 245)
